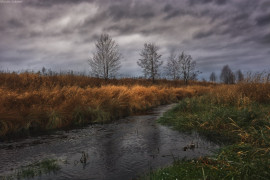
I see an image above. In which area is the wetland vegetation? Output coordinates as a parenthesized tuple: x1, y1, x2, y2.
(0, 72, 211, 138)
(0, 159, 60, 180)
(144, 82, 270, 179)
(1, 72, 269, 180)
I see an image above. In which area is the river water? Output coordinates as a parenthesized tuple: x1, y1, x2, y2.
(0, 104, 219, 180)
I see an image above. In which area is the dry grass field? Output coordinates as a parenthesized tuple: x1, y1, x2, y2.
(0, 72, 212, 137)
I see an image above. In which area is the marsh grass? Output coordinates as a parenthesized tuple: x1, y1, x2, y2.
(0, 159, 60, 180)
(145, 83, 270, 179)
(0, 72, 212, 138)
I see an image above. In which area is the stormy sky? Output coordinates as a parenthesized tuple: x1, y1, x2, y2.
(0, 0, 269, 79)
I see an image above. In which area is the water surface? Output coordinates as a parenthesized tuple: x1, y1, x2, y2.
(0, 104, 219, 179)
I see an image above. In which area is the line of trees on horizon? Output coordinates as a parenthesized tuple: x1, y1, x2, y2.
(15, 33, 259, 85)
(88, 33, 199, 85)
(209, 65, 244, 84)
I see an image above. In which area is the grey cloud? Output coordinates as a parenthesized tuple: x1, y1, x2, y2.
(105, 24, 136, 34)
(189, 0, 213, 5)
(231, 13, 250, 22)
(77, 34, 100, 44)
(256, 13, 270, 26)
(164, 10, 182, 20)
(8, 19, 24, 28)
(192, 11, 254, 42)
(24, 0, 93, 7)
(261, 33, 270, 44)
(260, 1, 270, 11)
(81, 14, 108, 29)
(193, 12, 251, 40)
(193, 31, 214, 39)
(141, 12, 155, 19)
(215, 0, 229, 5)
(0, 0, 269, 78)
(0, 48, 33, 64)
(140, 25, 172, 36)
(162, 3, 186, 20)
(107, 2, 156, 21)
(163, 4, 173, 13)
(189, 0, 229, 6)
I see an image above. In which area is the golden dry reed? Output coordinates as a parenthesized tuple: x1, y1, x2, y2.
(210, 82, 270, 105)
(0, 72, 212, 137)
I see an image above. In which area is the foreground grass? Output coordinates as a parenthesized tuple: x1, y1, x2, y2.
(0, 159, 60, 180)
(0, 72, 212, 138)
(144, 84, 270, 179)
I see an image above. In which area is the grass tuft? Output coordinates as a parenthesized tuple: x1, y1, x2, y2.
(0, 159, 60, 180)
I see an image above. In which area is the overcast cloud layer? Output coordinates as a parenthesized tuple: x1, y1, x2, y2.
(0, 0, 270, 79)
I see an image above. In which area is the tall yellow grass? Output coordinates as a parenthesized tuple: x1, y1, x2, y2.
(210, 82, 270, 105)
(2, 71, 269, 137)
(0, 72, 212, 91)
(210, 72, 270, 105)
(0, 72, 212, 137)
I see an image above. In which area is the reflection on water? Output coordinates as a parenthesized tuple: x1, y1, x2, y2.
(0, 104, 219, 180)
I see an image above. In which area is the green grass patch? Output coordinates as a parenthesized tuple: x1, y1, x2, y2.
(0, 159, 60, 180)
(144, 96, 270, 179)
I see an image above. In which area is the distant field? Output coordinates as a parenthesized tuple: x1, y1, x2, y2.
(0, 72, 212, 137)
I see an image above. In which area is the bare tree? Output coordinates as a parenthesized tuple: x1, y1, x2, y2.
(209, 72, 216, 82)
(88, 33, 121, 79)
(41, 67, 46, 75)
(235, 69, 244, 83)
(220, 65, 235, 84)
(178, 52, 199, 85)
(137, 43, 163, 82)
(164, 50, 180, 80)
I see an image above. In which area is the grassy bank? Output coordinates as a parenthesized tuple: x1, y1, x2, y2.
(0, 72, 211, 138)
(145, 83, 270, 179)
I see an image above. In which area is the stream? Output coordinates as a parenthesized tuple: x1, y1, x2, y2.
(0, 104, 219, 180)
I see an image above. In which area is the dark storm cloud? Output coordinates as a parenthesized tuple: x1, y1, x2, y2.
(260, 1, 270, 11)
(163, 4, 173, 13)
(0, 0, 269, 78)
(193, 30, 214, 39)
(256, 13, 270, 26)
(193, 12, 251, 40)
(106, 2, 156, 21)
(24, 0, 93, 7)
(140, 25, 173, 36)
(105, 24, 136, 34)
(231, 13, 250, 22)
(164, 10, 182, 20)
(261, 33, 270, 44)
(189, 0, 213, 5)
(189, 0, 229, 6)
(8, 19, 24, 28)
